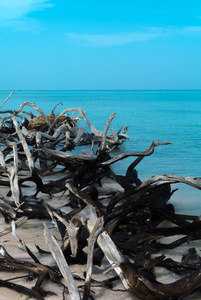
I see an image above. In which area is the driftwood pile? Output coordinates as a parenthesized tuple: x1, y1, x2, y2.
(0, 94, 201, 299)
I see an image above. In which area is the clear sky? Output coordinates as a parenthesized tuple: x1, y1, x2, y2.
(0, 0, 201, 90)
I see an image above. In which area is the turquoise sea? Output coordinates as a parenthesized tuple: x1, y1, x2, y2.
(0, 90, 201, 215)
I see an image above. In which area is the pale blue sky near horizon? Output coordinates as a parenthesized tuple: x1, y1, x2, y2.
(0, 0, 201, 90)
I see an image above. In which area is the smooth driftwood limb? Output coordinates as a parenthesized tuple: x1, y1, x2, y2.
(44, 223, 81, 300)
(72, 127, 85, 144)
(83, 215, 103, 300)
(0, 149, 6, 169)
(12, 221, 41, 264)
(101, 140, 172, 166)
(0, 217, 27, 237)
(14, 102, 52, 128)
(85, 205, 130, 291)
(40, 145, 97, 161)
(7, 142, 20, 207)
(0, 200, 16, 219)
(52, 211, 71, 250)
(109, 126, 119, 144)
(12, 116, 34, 173)
(55, 216, 80, 258)
(100, 113, 116, 150)
(136, 174, 201, 191)
(51, 102, 63, 115)
(35, 124, 70, 145)
(48, 108, 102, 136)
(0, 91, 15, 109)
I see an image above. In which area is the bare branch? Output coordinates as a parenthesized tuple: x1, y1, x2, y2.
(7, 142, 20, 207)
(136, 174, 201, 191)
(101, 140, 172, 166)
(86, 205, 130, 290)
(12, 116, 34, 173)
(44, 223, 81, 300)
(14, 102, 52, 128)
(48, 108, 102, 136)
(41, 145, 97, 161)
(100, 113, 116, 150)
(0, 217, 27, 237)
(0, 91, 15, 109)
(83, 216, 103, 300)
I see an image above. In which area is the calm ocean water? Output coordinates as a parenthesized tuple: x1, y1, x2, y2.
(0, 90, 201, 214)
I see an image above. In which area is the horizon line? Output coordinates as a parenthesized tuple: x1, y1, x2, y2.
(1, 89, 201, 92)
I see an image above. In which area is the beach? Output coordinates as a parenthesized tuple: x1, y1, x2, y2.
(0, 178, 137, 300)
(0, 91, 201, 299)
(1, 185, 201, 300)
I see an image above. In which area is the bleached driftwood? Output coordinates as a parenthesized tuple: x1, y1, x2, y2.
(12, 116, 34, 173)
(40, 146, 97, 161)
(0, 217, 27, 237)
(7, 142, 20, 207)
(136, 174, 201, 191)
(12, 220, 40, 264)
(81, 205, 130, 291)
(83, 215, 103, 300)
(0, 91, 15, 109)
(48, 108, 102, 136)
(100, 112, 116, 150)
(14, 101, 52, 128)
(44, 223, 81, 300)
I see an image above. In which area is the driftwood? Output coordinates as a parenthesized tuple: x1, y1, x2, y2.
(0, 94, 201, 299)
(44, 223, 81, 300)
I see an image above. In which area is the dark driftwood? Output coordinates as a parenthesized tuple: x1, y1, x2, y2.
(0, 95, 201, 300)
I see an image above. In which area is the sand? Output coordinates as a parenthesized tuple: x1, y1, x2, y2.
(0, 183, 137, 300)
(0, 183, 201, 300)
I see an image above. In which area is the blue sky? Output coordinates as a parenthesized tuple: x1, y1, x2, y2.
(0, 0, 201, 90)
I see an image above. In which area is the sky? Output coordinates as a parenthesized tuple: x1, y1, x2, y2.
(0, 0, 201, 90)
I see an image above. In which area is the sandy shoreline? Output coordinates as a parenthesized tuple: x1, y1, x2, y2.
(0, 199, 136, 300)
(0, 184, 201, 300)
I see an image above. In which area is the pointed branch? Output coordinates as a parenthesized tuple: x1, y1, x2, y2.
(101, 140, 171, 166)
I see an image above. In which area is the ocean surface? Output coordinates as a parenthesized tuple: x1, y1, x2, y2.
(0, 90, 201, 215)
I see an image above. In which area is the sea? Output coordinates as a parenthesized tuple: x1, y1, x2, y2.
(0, 90, 201, 216)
